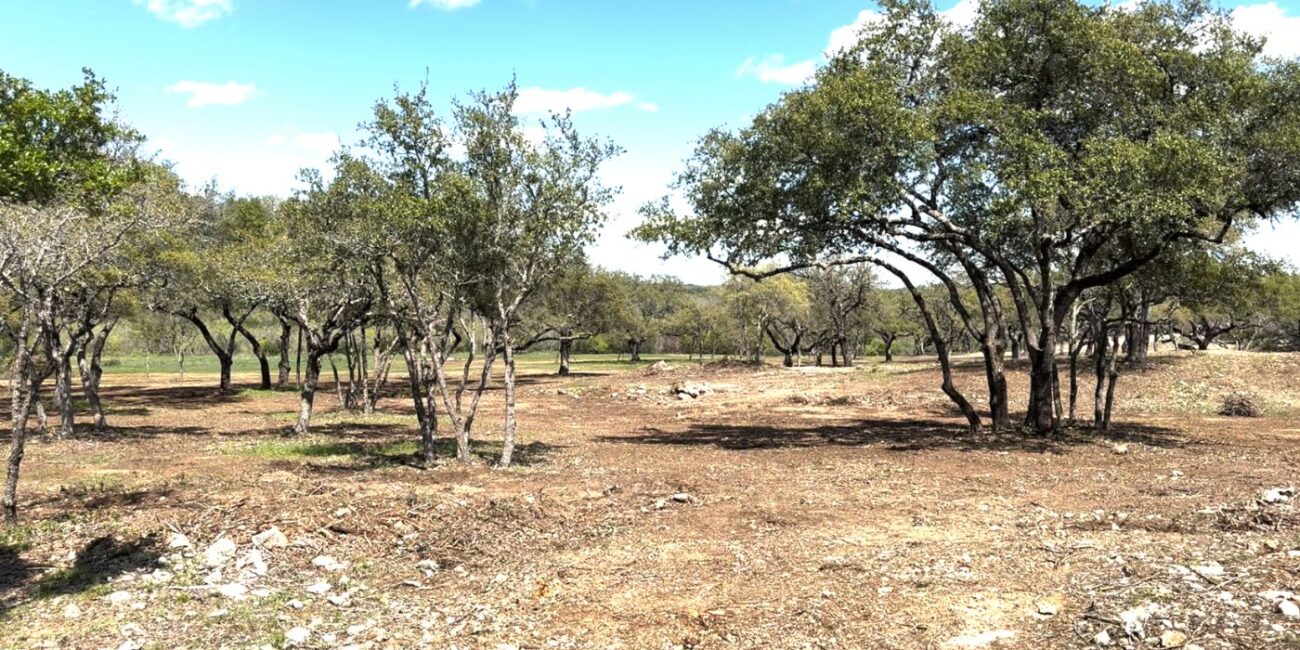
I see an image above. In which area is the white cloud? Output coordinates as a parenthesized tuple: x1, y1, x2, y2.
(514, 87, 637, 114)
(637, 102, 660, 113)
(734, 55, 817, 85)
(263, 133, 286, 146)
(135, 0, 232, 28)
(166, 81, 257, 108)
(409, 0, 481, 10)
(1231, 2, 1300, 59)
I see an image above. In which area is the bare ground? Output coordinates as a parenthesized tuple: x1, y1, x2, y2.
(2, 351, 1300, 650)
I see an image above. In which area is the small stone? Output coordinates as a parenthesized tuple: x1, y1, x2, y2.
(415, 559, 439, 572)
(1112, 443, 1129, 455)
(312, 555, 346, 571)
(327, 592, 352, 607)
(251, 527, 289, 548)
(63, 603, 82, 619)
(1160, 630, 1187, 648)
(1035, 594, 1064, 616)
(208, 608, 227, 618)
(1093, 630, 1112, 646)
(167, 532, 192, 549)
(306, 581, 332, 594)
(285, 626, 310, 646)
(286, 599, 305, 609)
(238, 549, 268, 576)
(1262, 488, 1295, 504)
(671, 493, 693, 503)
(204, 537, 238, 568)
(217, 583, 248, 600)
(942, 630, 1015, 648)
(107, 590, 133, 606)
(121, 622, 146, 637)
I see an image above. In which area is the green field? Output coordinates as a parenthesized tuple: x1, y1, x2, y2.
(97, 351, 713, 377)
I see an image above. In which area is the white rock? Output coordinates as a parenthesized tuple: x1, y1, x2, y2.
(306, 580, 332, 594)
(1279, 600, 1300, 618)
(121, 622, 146, 637)
(116, 642, 143, 650)
(415, 559, 439, 572)
(204, 537, 238, 568)
(1112, 443, 1129, 455)
(208, 608, 227, 618)
(238, 548, 268, 576)
(1262, 487, 1295, 504)
(285, 626, 310, 646)
(146, 568, 173, 583)
(63, 603, 82, 619)
(217, 583, 248, 600)
(1120, 603, 1160, 637)
(106, 590, 133, 606)
(312, 555, 347, 571)
(167, 532, 192, 549)
(327, 592, 352, 607)
(286, 598, 305, 609)
(1093, 630, 1112, 646)
(1191, 561, 1224, 578)
(251, 526, 289, 548)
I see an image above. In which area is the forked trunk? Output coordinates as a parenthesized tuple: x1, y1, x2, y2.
(499, 326, 519, 468)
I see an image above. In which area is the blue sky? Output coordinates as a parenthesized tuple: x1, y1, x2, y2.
(2, 0, 1298, 282)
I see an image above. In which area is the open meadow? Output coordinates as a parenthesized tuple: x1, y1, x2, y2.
(3, 351, 1299, 649)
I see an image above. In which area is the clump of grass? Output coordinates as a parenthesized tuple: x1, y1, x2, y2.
(1219, 391, 1263, 417)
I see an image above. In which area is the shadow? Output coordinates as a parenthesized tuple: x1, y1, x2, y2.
(25, 483, 177, 512)
(19, 534, 162, 606)
(0, 543, 41, 596)
(597, 417, 1186, 455)
(290, 439, 563, 475)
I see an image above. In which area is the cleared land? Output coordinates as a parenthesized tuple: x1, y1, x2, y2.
(2, 351, 1299, 649)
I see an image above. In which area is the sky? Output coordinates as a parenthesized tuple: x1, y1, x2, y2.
(2, 0, 1298, 284)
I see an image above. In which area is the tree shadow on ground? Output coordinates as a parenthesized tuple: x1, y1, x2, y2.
(1, 533, 161, 617)
(597, 417, 1186, 455)
(236, 421, 564, 473)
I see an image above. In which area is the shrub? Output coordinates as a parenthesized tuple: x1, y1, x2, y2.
(1219, 391, 1263, 417)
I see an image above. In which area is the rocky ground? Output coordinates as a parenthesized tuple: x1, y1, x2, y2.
(1, 351, 1299, 649)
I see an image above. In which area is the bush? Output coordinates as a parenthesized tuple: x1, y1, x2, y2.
(1219, 391, 1263, 417)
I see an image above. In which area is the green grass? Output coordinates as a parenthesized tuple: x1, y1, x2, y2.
(97, 351, 720, 376)
(228, 438, 419, 460)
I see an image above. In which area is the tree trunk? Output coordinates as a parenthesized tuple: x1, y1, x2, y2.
(558, 329, 573, 376)
(980, 344, 1012, 432)
(628, 340, 641, 362)
(1026, 327, 1060, 435)
(293, 353, 322, 435)
(276, 316, 292, 388)
(4, 376, 37, 526)
(53, 346, 75, 438)
(883, 334, 895, 363)
(500, 326, 519, 468)
(77, 321, 113, 432)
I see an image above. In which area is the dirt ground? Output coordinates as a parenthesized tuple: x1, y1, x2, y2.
(2, 351, 1300, 650)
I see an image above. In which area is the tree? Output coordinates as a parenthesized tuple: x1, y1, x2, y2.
(454, 84, 619, 467)
(1166, 247, 1276, 350)
(0, 68, 171, 524)
(870, 289, 920, 362)
(637, 0, 1300, 435)
(724, 273, 809, 365)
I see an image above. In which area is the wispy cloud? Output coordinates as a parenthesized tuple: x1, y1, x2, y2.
(735, 55, 816, 85)
(134, 0, 232, 28)
(409, 0, 481, 10)
(636, 102, 660, 113)
(166, 81, 257, 108)
(514, 87, 642, 114)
